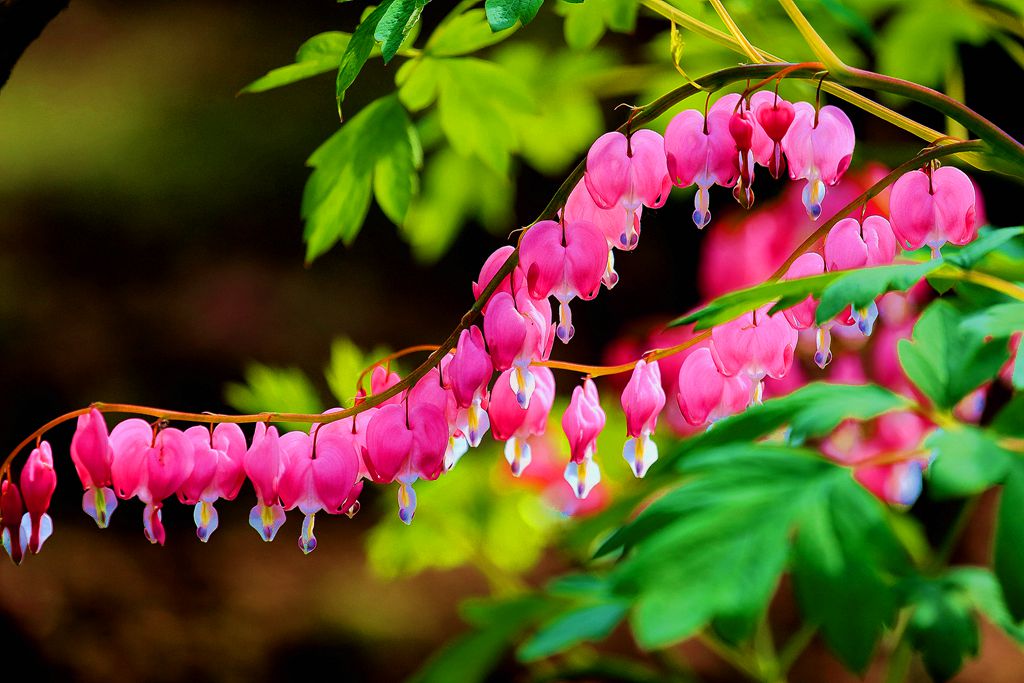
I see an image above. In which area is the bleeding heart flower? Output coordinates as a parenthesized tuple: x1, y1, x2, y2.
(781, 252, 826, 330)
(243, 423, 286, 542)
(620, 359, 666, 477)
(585, 129, 671, 212)
(751, 91, 795, 179)
(519, 219, 607, 344)
(491, 366, 555, 476)
(782, 102, 855, 220)
(20, 442, 57, 555)
(665, 96, 738, 228)
(70, 408, 118, 528)
(889, 165, 977, 256)
(562, 378, 605, 499)
(483, 286, 554, 409)
(677, 347, 752, 426)
(179, 423, 247, 542)
(711, 305, 798, 403)
(1, 481, 25, 565)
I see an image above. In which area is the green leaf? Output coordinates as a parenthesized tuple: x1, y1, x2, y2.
(519, 600, 629, 661)
(961, 302, 1024, 339)
(336, 1, 396, 113)
(669, 383, 908, 460)
(943, 226, 1024, 268)
(224, 364, 323, 431)
(302, 95, 419, 261)
(562, 0, 606, 50)
(427, 9, 516, 56)
(925, 426, 1013, 498)
(793, 477, 905, 672)
(375, 0, 430, 64)
(946, 567, 1024, 644)
(995, 460, 1024, 620)
(240, 32, 351, 94)
(879, 3, 986, 87)
(898, 300, 1011, 409)
(992, 394, 1024, 437)
(605, 446, 843, 648)
(410, 596, 553, 683)
(485, 0, 544, 31)
(323, 338, 390, 406)
(815, 261, 940, 323)
(905, 578, 979, 681)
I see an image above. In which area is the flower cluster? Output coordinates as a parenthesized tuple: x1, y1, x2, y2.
(0, 89, 983, 564)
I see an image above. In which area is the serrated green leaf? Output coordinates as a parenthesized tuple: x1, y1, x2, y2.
(897, 300, 1011, 409)
(375, 0, 429, 64)
(925, 426, 1013, 498)
(519, 601, 628, 661)
(336, 2, 397, 113)
(241, 32, 351, 94)
(224, 364, 323, 431)
(793, 478, 904, 672)
(428, 8, 516, 56)
(905, 579, 979, 681)
(302, 95, 418, 261)
(995, 460, 1024, 620)
(485, 0, 544, 31)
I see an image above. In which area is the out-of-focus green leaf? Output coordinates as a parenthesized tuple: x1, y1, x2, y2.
(793, 477, 905, 672)
(670, 383, 908, 460)
(944, 226, 1024, 268)
(995, 460, 1024, 620)
(375, 0, 430, 63)
(518, 600, 629, 661)
(302, 95, 420, 261)
(946, 567, 1024, 644)
(904, 577, 979, 681)
(879, 3, 986, 88)
(240, 32, 351, 94)
(224, 364, 323, 431)
(324, 338, 390, 406)
(558, 0, 638, 50)
(410, 596, 553, 683)
(992, 394, 1024, 436)
(961, 302, 1024, 339)
(366, 453, 555, 578)
(485, 0, 544, 31)
(898, 300, 1010, 409)
(427, 9, 516, 56)
(925, 425, 1013, 498)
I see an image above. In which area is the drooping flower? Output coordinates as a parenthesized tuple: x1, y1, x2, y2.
(243, 423, 286, 542)
(472, 246, 522, 313)
(19, 442, 57, 554)
(584, 129, 671, 212)
(490, 366, 556, 476)
(563, 180, 642, 289)
(751, 91, 796, 179)
(483, 287, 554, 409)
(278, 429, 362, 554)
(824, 215, 898, 335)
(109, 421, 195, 545)
(1, 481, 25, 565)
(178, 423, 247, 542)
(727, 101, 758, 209)
(70, 407, 118, 528)
(619, 360, 666, 477)
(665, 97, 738, 228)
(562, 378, 605, 499)
(676, 348, 752, 426)
(519, 219, 607, 343)
(711, 305, 798, 403)
(444, 326, 493, 454)
(781, 102, 855, 219)
(781, 252, 826, 331)
(364, 400, 448, 524)
(889, 165, 977, 256)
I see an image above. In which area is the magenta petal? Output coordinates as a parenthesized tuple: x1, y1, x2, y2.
(620, 360, 665, 438)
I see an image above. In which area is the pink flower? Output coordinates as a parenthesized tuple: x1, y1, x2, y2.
(855, 461, 924, 506)
(824, 216, 897, 271)
(782, 102, 855, 219)
(781, 252, 825, 330)
(243, 423, 286, 542)
(677, 347, 753, 426)
(364, 401, 447, 524)
(584, 130, 671, 212)
(727, 98, 759, 209)
(562, 378, 605, 499)
(491, 366, 555, 476)
(356, 365, 402, 406)
(70, 407, 118, 528)
(563, 180, 641, 289)
(482, 287, 554, 409)
(1, 481, 25, 565)
(472, 246, 522, 313)
(20, 442, 57, 554)
(313, 408, 375, 483)
(520, 219, 607, 343)
(445, 325, 493, 452)
(665, 97, 738, 228)
(711, 305, 798, 402)
(889, 166, 977, 255)
(751, 91, 796, 178)
(108, 421, 195, 545)
(178, 423, 247, 542)
(278, 429, 362, 553)
(620, 360, 666, 477)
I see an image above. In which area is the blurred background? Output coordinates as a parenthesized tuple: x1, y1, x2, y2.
(1, 1, 1023, 681)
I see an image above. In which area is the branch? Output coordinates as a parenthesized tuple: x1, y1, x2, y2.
(0, 0, 70, 90)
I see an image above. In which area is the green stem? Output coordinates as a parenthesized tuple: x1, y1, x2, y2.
(697, 631, 762, 680)
(777, 623, 816, 674)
